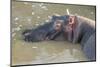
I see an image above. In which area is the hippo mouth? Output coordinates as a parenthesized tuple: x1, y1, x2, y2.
(22, 28, 61, 42)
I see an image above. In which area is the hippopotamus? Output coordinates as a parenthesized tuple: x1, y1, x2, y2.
(22, 15, 96, 61)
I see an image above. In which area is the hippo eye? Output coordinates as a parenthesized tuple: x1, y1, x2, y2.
(56, 23, 61, 27)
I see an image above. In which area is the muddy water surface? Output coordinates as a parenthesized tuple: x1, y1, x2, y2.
(12, 1, 95, 65)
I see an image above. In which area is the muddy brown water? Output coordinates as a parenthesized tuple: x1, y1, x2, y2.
(11, 1, 95, 65)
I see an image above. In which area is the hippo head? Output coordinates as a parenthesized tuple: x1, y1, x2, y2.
(22, 15, 70, 42)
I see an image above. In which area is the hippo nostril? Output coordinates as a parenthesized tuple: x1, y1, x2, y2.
(22, 33, 30, 41)
(24, 32, 31, 36)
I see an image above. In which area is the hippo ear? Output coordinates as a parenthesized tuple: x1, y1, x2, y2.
(62, 15, 69, 24)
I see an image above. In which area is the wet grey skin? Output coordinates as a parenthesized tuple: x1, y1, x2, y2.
(22, 15, 96, 61)
(22, 23, 54, 42)
(22, 15, 69, 42)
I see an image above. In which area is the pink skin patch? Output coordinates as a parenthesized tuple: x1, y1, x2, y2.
(64, 16, 76, 42)
(65, 16, 76, 32)
(65, 25, 72, 32)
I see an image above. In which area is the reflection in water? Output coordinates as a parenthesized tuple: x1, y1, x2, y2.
(12, 1, 95, 65)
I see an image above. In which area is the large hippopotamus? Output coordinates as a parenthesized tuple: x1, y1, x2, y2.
(22, 15, 96, 61)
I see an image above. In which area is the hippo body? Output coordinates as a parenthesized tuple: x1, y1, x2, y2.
(73, 16, 96, 61)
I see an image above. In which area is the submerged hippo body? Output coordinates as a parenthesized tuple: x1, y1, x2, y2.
(22, 15, 96, 61)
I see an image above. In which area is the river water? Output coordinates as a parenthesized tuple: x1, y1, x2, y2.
(11, 1, 95, 65)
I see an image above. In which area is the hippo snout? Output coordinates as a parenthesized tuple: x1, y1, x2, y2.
(22, 29, 34, 42)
